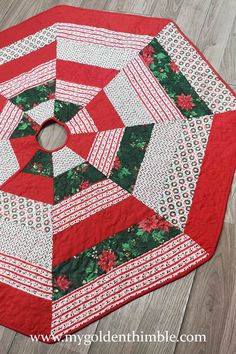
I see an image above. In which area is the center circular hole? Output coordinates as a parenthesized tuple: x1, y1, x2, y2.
(36, 119, 68, 151)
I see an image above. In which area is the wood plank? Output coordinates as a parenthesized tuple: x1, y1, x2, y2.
(80, 0, 108, 10)
(224, 171, 236, 225)
(176, 0, 212, 42)
(0, 0, 83, 30)
(37, 123, 68, 151)
(105, 0, 185, 18)
(219, 266, 236, 354)
(0, 326, 16, 354)
(196, 0, 236, 70)
(175, 223, 236, 354)
(7, 322, 99, 354)
(151, 0, 186, 20)
(88, 274, 195, 354)
(0, 0, 17, 30)
(219, 16, 236, 85)
(103, 0, 157, 16)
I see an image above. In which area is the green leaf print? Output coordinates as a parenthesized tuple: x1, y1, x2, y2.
(11, 113, 39, 138)
(52, 213, 181, 300)
(53, 162, 106, 204)
(140, 39, 212, 118)
(54, 100, 82, 122)
(110, 124, 154, 193)
(23, 150, 53, 177)
(10, 80, 56, 111)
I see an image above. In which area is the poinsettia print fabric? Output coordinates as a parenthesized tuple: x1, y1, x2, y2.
(53, 213, 180, 300)
(140, 39, 212, 118)
(0, 5, 235, 343)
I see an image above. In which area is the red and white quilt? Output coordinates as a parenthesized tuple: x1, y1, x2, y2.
(0, 5, 235, 342)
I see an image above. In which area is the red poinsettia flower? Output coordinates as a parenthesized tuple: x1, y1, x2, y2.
(176, 94, 195, 110)
(141, 45, 154, 65)
(80, 181, 91, 190)
(156, 217, 172, 232)
(48, 92, 55, 100)
(144, 56, 154, 65)
(54, 275, 71, 291)
(98, 250, 117, 272)
(138, 214, 171, 233)
(142, 45, 154, 57)
(33, 163, 43, 173)
(170, 61, 180, 73)
(113, 156, 121, 170)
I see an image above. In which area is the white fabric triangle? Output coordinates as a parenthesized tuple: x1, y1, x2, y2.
(27, 100, 55, 125)
(52, 146, 84, 177)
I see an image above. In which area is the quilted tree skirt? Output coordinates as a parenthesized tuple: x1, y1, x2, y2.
(0, 5, 236, 343)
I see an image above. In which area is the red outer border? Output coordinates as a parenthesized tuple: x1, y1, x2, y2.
(185, 110, 236, 255)
(0, 6, 236, 344)
(0, 5, 171, 48)
(0, 283, 52, 338)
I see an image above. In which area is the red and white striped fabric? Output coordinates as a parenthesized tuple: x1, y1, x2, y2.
(87, 128, 124, 176)
(0, 101, 23, 139)
(66, 108, 98, 133)
(123, 56, 184, 123)
(51, 234, 208, 336)
(0, 252, 52, 300)
(0, 60, 56, 98)
(56, 80, 101, 106)
(57, 23, 153, 51)
(52, 179, 130, 234)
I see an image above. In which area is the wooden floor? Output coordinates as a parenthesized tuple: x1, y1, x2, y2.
(0, 0, 235, 353)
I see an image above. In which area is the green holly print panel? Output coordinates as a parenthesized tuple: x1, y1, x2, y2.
(54, 100, 82, 123)
(23, 150, 53, 177)
(110, 124, 154, 193)
(52, 213, 181, 300)
(140, 39, 212, 118)
(54, 162, 106, 204)
(10, 80, 55, 111)
(10, 113, 39, 139)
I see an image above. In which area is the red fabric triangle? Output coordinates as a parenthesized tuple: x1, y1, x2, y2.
(57, 60, 118, 88)
(10, 136, 39, 168)
(1, 172, 54, 204)
(0, 94, 7, 111)
(67, 132, 96, 160)
(86, 90, 125, 130)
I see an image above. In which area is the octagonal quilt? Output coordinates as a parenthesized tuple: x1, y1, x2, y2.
(0, 5, 236, 342)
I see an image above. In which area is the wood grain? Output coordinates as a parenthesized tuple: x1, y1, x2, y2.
(88, 274, 195, 354)
(220, 16, 236, 85)
(175, 223, 236, 354)
(0, 1, 235, 353)
(175, 0, 212, 42)
(196, 0, 236, 70)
